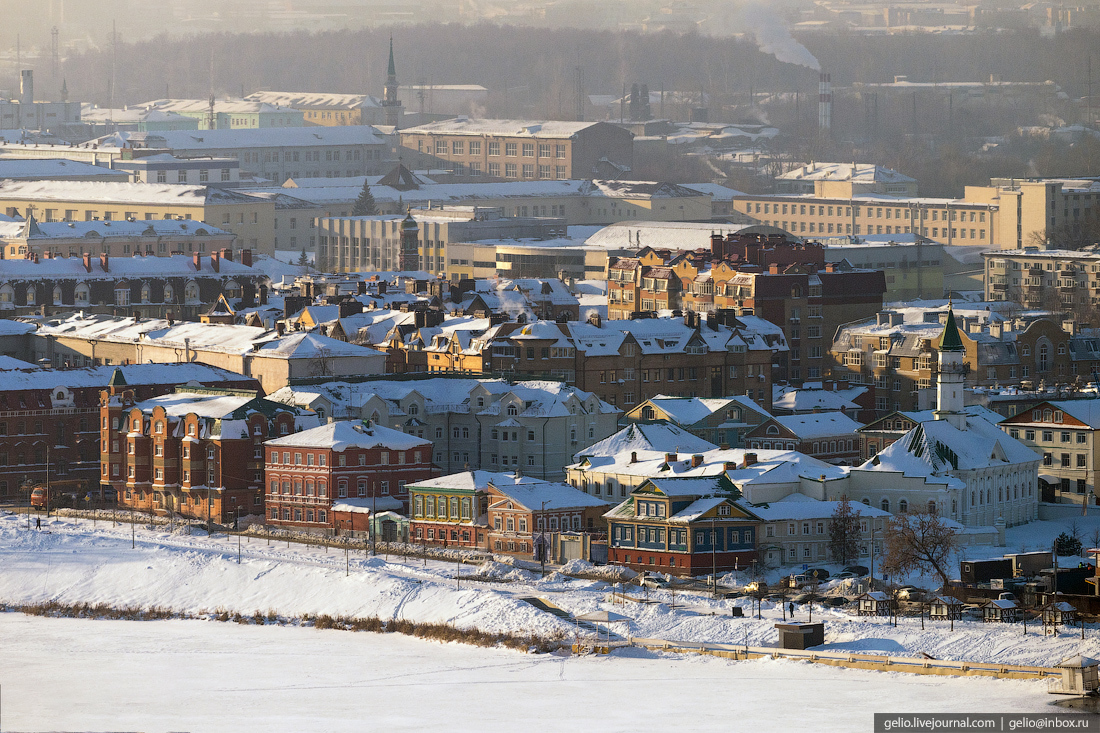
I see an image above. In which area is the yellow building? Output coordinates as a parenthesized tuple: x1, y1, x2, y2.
(243, 91, 389, 126)
(732, 185, 999, 248)
(965, 178, 1100, 250)
(0, 181, 280, 255)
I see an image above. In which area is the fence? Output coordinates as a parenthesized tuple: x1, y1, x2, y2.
(627, 637, 1062, 680)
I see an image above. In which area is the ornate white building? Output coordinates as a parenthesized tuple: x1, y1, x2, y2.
(840, 308, 1040, 528)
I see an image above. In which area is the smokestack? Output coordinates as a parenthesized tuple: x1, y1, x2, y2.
(818, 72, 831, 131)
(20, 70, 33, 106)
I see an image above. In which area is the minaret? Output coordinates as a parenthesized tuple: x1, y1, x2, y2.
(934, 306, 968, 429)
(399, 209, 420, 272)
(382, 37, 402, 129)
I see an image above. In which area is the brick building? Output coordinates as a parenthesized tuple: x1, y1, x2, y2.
(264, 420, 436, 531)
(103, 384, 315, 523)
(0, 362, 258, 503)
(744, 412, 864, 465)
(486, 479, 608, 560)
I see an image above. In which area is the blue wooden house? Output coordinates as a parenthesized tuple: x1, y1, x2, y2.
(604, 475, 760, 577)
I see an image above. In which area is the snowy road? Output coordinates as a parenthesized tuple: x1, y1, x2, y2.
(0, 614, 1057, 732)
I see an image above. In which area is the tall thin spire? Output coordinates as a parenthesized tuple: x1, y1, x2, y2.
(387, 36, 397, 81)
(383, 35, 402, 129)
(939, 306, 965, 353)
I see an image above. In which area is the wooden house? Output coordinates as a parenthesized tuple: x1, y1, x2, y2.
(928, 595, 963, 621)
(856, 591, 893, 617)
(1041, 600, 1077, 626)
(604, 475, 760, 577)
(981, 599, 1019, 623)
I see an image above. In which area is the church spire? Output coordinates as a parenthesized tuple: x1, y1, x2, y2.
(934, 305, 968, 428)
(939, 306, 965, 352)
(383, 36, 402, 129)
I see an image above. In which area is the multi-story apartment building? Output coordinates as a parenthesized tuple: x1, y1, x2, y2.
(0, 362, 258, 503)
(0, 217, 236, 260)
(264, 420, 436, 531)
(832, 307, 1075, 413)
(135, 99, 305, 130)
(266, 377, 621, 480)
(983, 248, 1100, 309)
(622, 395, 772, 448)
(775, 163, 919, 196)
(965, 178, 1100, 251)
(1000, 401, 1100, 507)
(315, 209, 565, 274)
(111, 155, 241, 187)
(750, 496, 891, 569)
(0, 126, 390, 185)
(0, 248, 263, 320)
(398, 119, 633, 181)
(731, 191, 998, 248)
(0, 180, 283, 255)
(608, 234, 887, 384)
(485, 479, 608, 560)
(244, 92, 389, 127)
(102, 385, 317, 523)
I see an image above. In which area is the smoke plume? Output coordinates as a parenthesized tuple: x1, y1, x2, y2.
(739, 2, 821, 71)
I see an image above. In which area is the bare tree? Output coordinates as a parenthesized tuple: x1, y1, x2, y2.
(881, 512, 959, 587)
(828, 496, 861, 567)
(309, 346, 335, 378)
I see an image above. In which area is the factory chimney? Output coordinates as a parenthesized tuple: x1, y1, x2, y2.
(818, 72, 831, 132)
(20, 70, 34, 106)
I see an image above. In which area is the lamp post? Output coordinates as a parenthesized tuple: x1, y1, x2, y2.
(711, 516, 718, 599)
(540, 500, 547, 577)
(236, 507, 241, 564)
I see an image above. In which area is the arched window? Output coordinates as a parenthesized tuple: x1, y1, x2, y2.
(52, 285, 62, 305)
(184, 280, 199, 302)
(861, 498, 870, 506)
(408, 403, 419, 415)
(898, 499, 908, 513)
(641, 406, 655, 420)
(507, 405, 518, 416)
(140, 283, 151, 303)
(881, 498, 890, 512)
(74, 282, 90, 305)
(0, 283, 13, 309)
(224, 280, 242, 299)
(928, 500, 937, 514)
(766, 425, 779, 435)
(163, 283, 174, 303)
(25, 286, 35, 306)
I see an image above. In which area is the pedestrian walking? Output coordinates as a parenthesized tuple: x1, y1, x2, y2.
(788, 602, 795, 617)
(35, 516, 41, 529)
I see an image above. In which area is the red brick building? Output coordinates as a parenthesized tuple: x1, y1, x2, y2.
(0, 362, 258, 504)
(265, 420, 436, 532)
(486, 479, 608, 560)
(102, 385, 313, 523)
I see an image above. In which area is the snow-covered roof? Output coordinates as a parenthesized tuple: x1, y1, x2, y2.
(747, 494, 891, 521)
(777, 162, 915, 184)
(400, 118, 614, 138)
(0, 218, 232, 241)
(138, 98, 302, 115)
(641, 395, 747, 426)
(0, 252, 253, 281)
(489, 480, 609, 511)
(243, 91, 382, 109)
(772, 384, 868, 413)
(574, 423, 718, 462)
(409, 470, 547, 493)
(859, 414, 1039, 479)
(584, 221, 761, 250)
(0, 361, 250, 392)
(0, 180, 260, 206)
(265, 420, 430, 451)
(134, 390, 257, 419)
(39, 313, 383, 361)
(0, 159, 129, 180)
(771, 412, 863, 439)
(89, 126, 387, 151)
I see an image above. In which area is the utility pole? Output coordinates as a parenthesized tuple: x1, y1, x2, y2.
(711, 516, 717, 598)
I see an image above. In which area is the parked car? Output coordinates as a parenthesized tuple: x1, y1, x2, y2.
(823, 596, 849, 607)
(834, 572, 858, 580)
(896, 587, 928, 602)
(788, 574, 810, 588)
(639, 573, 673, 589)
(843, 565, 869, 576)
(805, 568, 831, 581)
(743, 581, 768, 594)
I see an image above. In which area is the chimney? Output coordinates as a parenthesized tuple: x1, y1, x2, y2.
(818, 72, 832, 131)
(769, 263, 781, 274)
(221, 248, 233, 262)
(276, 322, 286, 336)
(710, 233, 725, 260)
(724, 461, 738, 471)
(82, 253, 92, 273)
(665, 452, 677, 464)
(210, 251, 220, 272)
(20, 70, 33, 106)
(743, 452, 758, 467)
(42, 250, 52, 259)
(239, 249, 252, 267)
(99, 253, 108, 272)
(691, 454, 704, 468)
(357, 280, 367, 295)
(630, 451, 637, 464)
(1063, 320, 1077, 337)
(990, 320, 1004, 339)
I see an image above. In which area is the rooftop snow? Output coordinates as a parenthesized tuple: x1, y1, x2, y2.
(489, 480, 609, 511)
(265, 420, 430, 451)
(0, 159, 129, 180)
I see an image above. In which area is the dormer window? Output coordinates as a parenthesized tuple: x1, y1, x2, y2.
(507, 405, 517, 416)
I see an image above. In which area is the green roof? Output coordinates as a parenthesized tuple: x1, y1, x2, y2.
(107, 368, 127, 387)
(939, 308, 965, 352)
